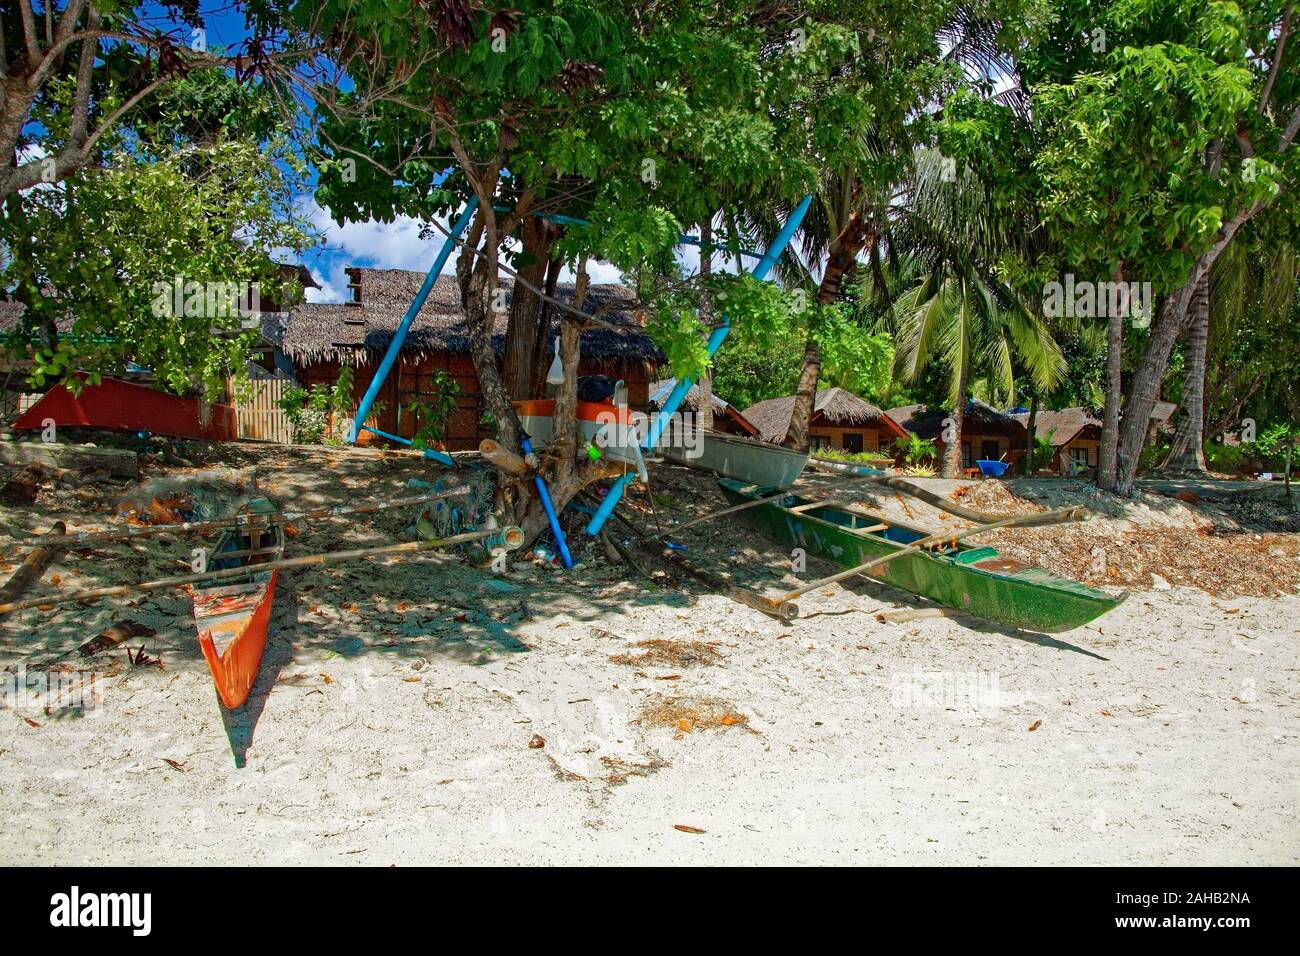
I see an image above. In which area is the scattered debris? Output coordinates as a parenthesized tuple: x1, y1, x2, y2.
(0, 464, 46, 506)
(126, 646, 163, 669)
(876, 607, 960, 624)
(80, 621, 156, 658)
(528, 734, 546, 749)
(609, 638, 723, 668)
(638, 694, 748, 732)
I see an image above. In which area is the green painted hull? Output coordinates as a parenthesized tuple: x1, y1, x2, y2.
(717, 479, 1122, 633)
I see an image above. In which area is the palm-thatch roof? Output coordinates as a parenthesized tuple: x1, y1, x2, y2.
(281, 269, 662, 366)
(886, 399, 1028, 440)
(743, 387, 905, 444)
(1012, 407, 1100, 446)
(649, 378, 760, 436)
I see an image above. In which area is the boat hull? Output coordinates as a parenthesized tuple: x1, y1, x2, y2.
(14, 375, 237, 441)
(661, 431, 809, 488)
(194, 570, 278, 709)
(515, 399, 648, 480)
(192, 497, 284, 709)
(717, 479, 1121, 633)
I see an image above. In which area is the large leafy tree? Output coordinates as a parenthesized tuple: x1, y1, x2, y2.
(0, 1, 298, 200)
(299, 1, 883, 541)
(945, 0, 1300, 494)
(2, 66, 313, 394)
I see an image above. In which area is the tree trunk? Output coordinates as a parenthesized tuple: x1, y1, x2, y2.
(941, 372, 969, 479)
(697, 219, 713, 433)
(503, 217, 557, 400)
(784, 214, 871, 451)
(1097, 264, 1126, 491)
(1114, 278, 1200, 495)
(529, 254, 563, 398)
(1023, 393, 1038, 475)
(1161, 272, 1210, 473)
(457, 213, 522, 456)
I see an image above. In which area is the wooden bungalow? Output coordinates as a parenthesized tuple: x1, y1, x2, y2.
(280, 268, 662, 451)
(742, 387, 907, 452)
(1011, 403, 1180, 477)
(886, 400, 1028, 473)
(1013, 407, 1102, 476)
(648, 378, 761, 437)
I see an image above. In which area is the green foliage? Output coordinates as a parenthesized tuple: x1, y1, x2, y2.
(2, 67, 313, 396)
(892, 432, 936, 467)
(815, 447, 897, 465)
(277, 367, 355, 445)
(404, 372, 463, 450)
(1204, 441, 1247, 474)
(1031, 430, 1058, 470)
(813, 308, 895, 400)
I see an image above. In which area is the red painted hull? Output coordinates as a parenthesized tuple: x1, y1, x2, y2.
(14, 377, 237, 441)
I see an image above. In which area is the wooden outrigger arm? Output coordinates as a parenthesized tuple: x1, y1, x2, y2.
(740, 506, 1089, 621)
(10, 487, 474, 550)
(669, 474, 1001, 537)
(0, 525, 525, 616)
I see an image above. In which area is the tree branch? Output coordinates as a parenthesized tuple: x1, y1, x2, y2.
(1259, 3, 1294, 115)
(68, 6, 100, 145)
(18, 0, 40, 65)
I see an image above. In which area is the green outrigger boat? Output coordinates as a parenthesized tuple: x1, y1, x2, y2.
(716, 478, 1124, 633)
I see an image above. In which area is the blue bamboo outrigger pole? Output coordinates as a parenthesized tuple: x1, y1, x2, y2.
(347, 197, 481, 465)
(584, 193, 814, 536)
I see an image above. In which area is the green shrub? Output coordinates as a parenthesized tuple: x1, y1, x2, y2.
(277, 366, 355, 445)
(1204, 441, 1247, 474)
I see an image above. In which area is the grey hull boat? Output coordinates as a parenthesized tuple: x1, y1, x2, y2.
(660, 430, 809, 488)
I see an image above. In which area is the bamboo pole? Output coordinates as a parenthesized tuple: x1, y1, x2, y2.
(669, 474, 999, 536)
(735, 506, 1088, 619)
(0, 525, 525, 616)
(12, 487, 473, 550)
(0, 521, 65, 620)
(479, 439, 529, 476)
(643, 541, 799, 620)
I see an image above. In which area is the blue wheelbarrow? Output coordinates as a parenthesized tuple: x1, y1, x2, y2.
(976, 459, 1010, 478)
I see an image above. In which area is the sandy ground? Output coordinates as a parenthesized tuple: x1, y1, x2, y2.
(1, 443, 1297, 865)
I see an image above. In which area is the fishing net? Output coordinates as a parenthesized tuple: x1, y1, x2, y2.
(416, 465, 497, 541)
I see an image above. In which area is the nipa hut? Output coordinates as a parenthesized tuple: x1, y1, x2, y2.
(648, 378, 760, 437)
(886, 399, 1028, 471)
(281, 268, 663, 451)
(742, 387, 907, 452)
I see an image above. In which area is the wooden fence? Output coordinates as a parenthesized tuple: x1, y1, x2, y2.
(228, 378, 294, 443)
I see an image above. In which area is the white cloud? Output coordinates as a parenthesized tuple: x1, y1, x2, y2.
(296, 196, 633, 301)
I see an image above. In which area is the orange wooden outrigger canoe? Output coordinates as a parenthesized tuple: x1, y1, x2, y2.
(191, 498, 284, 709)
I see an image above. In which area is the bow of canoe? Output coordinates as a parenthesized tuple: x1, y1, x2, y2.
(192, 497, 284, 709)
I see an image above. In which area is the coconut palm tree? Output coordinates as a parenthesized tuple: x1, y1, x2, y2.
(1162, 228, 1298, 472)
(884, 148, 1065, 477)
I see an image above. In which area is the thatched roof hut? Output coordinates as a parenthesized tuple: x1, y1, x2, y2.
(886, 399, 1028, 441)
(649, 378, 760, 436)
(1012, 407, 1101, 446)
(281, 268, 662, 370)
(743, 387, 906, 444)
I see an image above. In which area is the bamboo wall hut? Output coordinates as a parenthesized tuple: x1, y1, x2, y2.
(886, 400, 1028, 470)
(281, 269, 663, 451)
